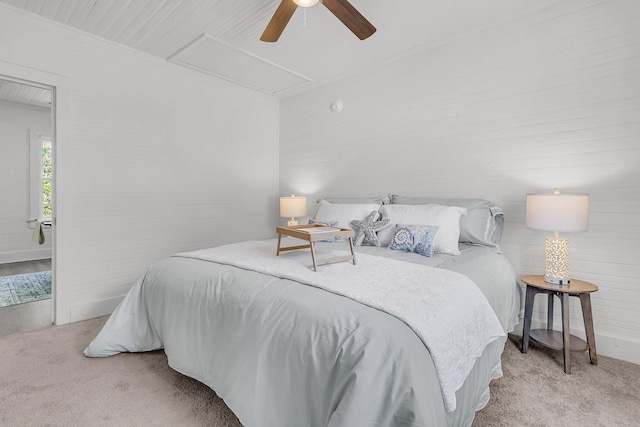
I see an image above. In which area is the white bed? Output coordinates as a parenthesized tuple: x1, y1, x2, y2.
(85, 196, 520, 426)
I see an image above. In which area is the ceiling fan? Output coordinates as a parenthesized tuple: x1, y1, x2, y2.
(260, 0, 376, 42)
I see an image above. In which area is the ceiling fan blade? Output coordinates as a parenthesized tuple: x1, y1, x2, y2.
(260, 0, 298, 42)
(322, 0, 376, 40)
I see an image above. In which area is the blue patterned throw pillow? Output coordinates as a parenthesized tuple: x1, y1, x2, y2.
(388, 225, 439, 257)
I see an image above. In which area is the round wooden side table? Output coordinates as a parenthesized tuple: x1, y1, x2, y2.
(520, 274, 598, 374)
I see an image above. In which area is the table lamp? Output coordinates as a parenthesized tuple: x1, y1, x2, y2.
(526, 188, 589, 285)
(280, 195, 307, 226)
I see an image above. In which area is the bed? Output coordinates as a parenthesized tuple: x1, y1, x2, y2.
(85, 196, 521, 427)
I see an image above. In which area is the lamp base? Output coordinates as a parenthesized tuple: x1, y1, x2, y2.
(287, 218, 299, 226)
(544, 236, 570, 286)
(544, 276, 571, 285)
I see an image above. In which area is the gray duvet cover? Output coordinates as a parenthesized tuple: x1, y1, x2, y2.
(85, 240, 520, 427)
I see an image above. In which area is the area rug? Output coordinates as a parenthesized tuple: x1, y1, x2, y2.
(0, 271, 51, 307)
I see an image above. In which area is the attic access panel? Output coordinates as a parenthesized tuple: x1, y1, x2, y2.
(169, 34, 312, 95)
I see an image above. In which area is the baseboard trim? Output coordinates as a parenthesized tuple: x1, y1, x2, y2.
(0, 248, 52, 264)
(68, 295, 124, 324)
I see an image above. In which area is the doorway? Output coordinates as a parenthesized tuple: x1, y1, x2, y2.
(0, 77, 54, 336)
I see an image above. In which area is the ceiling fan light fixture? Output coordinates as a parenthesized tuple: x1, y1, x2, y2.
(261, 0, 376, 42)
(293, 0, 319, 7)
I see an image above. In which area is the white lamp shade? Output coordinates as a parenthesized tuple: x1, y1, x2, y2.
(280, 195, 307, 218)
(526, 192, 589, 232)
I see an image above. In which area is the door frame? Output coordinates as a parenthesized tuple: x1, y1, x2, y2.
(1, 62, 71, 325)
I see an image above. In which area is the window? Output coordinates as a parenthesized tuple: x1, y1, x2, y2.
(29, 130, 52, 224)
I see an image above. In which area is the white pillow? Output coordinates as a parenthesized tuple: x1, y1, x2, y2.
(378, 204, 468, 255)
(312, 200, 382, 231)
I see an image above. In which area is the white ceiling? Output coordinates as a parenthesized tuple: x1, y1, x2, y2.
(0, 79, 51, 109)
(1, 0, 560, 97)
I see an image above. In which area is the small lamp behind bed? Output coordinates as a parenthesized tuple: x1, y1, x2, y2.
(526, 188, 589, 285)
(280, 195, 307, 226)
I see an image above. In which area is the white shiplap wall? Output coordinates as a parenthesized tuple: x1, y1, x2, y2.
(280, 0, 640, 364)
(0, 4, 279, 324)
(0, 100, 52, 263)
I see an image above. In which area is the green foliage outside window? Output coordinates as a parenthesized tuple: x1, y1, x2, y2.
(42, 140, 52, 217)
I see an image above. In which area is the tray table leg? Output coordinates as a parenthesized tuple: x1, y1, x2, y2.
(310, 241, 318, 271)
(276, 233, 282, 255)
(348, 237, 357, 265)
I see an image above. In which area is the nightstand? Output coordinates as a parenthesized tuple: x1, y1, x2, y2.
(520, 274, 598, 374)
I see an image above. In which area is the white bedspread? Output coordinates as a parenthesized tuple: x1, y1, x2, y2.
(176, 240, 505, 411)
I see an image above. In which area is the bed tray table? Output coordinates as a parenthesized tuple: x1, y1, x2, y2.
(276, 224, 357, 271)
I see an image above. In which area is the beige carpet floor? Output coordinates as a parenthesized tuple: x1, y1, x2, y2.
(1, 316, 639, 426)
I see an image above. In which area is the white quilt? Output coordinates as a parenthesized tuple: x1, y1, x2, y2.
(176, 240, 505, 411)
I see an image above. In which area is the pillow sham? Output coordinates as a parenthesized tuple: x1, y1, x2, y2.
(378, 204, 467, 255)
(312, 200, 382, 231)
(388, 225, 439, 257)
(390, 195, 504, 252)
(351, 210, 391, 247)
(308, 219, 339, 243)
